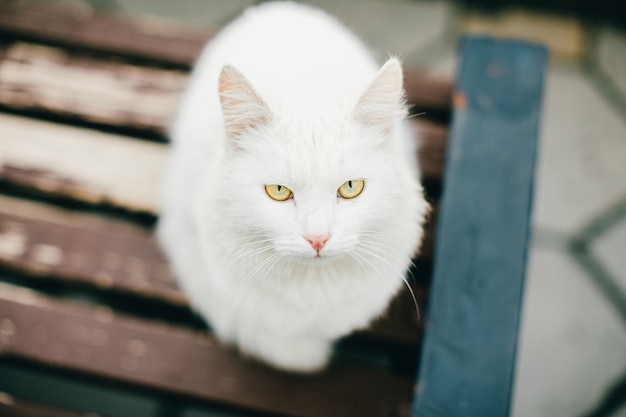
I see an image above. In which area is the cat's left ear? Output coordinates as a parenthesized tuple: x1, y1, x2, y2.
(219, 65, 272, 141)
(353, 58, 406, 135)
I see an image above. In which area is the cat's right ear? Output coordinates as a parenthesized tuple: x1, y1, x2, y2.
(353, 58, 406, 136)
(219, 65, 272, 142)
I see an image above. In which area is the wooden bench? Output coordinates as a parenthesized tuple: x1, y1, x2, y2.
(0, 2, 547, 416)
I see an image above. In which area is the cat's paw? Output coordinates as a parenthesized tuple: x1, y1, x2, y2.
(244, 335, 332, 373)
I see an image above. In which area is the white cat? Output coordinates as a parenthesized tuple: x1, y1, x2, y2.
(157, 1, 428, 372)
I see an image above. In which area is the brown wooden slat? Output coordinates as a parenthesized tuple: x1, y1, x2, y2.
(0, 393, 92, 417)
(0, 283, 414, 417)
(413, 119, 448, 182)
(404, 69, 453, 112)
(0, 42, 185, 136)
(0, 0, 210, 67)
(0, 198, 182, 305)
(0, 164, 126, 211)
(0, 113, 167, 215)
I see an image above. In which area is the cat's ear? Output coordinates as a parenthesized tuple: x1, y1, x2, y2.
(219, 65, 272, 141)
(353, 58, 406, 134)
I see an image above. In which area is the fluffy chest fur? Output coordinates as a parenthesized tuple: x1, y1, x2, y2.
(158, 1, 427, 372)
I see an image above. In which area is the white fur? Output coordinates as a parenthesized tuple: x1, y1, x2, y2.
(158, 1, 427, 372)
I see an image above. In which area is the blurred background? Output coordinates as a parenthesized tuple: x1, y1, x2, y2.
(2, 0, 626, 416)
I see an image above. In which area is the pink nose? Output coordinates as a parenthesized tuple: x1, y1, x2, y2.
(305, 234, 331, 252)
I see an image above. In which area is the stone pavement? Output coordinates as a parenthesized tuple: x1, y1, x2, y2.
(48, 0, 626, 415)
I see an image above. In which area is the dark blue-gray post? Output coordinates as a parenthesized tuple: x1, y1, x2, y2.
(412, 36, 548, 417)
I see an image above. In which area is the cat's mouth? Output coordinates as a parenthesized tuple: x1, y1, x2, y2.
(278, 247, 335, 264)
(313, 253, 329, 263)
(298, 250, 342, 265)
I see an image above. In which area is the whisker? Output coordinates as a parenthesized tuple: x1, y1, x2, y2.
(234, 250, 283, 306)
(355, 245, 421, 324)
(407, 111, 426, 120)
(257, 252, 287, 293)
(357, 231, 419, 270)
(224, 242, 275, 268)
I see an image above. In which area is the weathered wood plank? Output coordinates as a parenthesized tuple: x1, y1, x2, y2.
(412, 37, 547, 416)
(0, 282, 414, 417)
(412, 120, 448, 183)
(0, 42, 185, 136)
(0, 196, 182, 305)
(0, 393, 92, 417)
(404, 69, 452, 115)
(0, 0, 209, 68)
(0, 113, 166, 214)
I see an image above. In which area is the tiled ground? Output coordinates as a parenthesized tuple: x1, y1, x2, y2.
(593, 218, 626, 295)
(39, 0, 626, 416)
(533, 66, 626, 236)
(514, 247, 626, 417)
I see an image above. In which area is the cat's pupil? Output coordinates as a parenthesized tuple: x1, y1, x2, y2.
(277, 185, 282, 192)
(348, 181, 352, 188)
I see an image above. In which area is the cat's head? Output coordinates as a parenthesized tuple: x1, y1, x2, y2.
(215, 59, 421, 265)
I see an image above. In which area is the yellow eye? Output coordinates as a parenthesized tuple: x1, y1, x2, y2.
(338, 180, 365, 199)
(265, 184, 293, 201)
